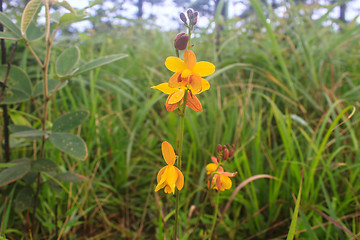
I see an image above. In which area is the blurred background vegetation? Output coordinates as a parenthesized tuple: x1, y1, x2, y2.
(1, 0, 360, 239)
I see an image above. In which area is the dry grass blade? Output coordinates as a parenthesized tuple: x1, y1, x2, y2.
(306, 203, 358, 239)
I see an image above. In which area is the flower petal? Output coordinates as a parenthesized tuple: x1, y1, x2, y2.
(162, 141, 176, 165)
(190, 75, 202, 93)
(175, 167, 184, 190)
(168, 88, 185, 104)
(151, 83, 178, 95)
(186, 92, 202, 112)
(221, 171, 237, 177)
(165, 57, 186, 72)
(184, 50, 196, 70)
(211, 156, 218, 164)
(157, 166, 167, 183)
(215, 174, 221, 190)
(206, 163, 218, 175)
(166, 165, 177, 194)
(166, 95, 179, 112)
(165, 185, 172, 194)
(192, 61, 215, 77)
(169, 72, 182, 88)
(155, 181, 167, 192)
(199, 79, 210, 93)
(220, 175, 232, 190)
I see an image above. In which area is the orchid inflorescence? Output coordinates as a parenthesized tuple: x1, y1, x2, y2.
(206, 144, 237, 191)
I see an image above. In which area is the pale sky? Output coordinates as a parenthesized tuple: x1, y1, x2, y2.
(68, 0, 360, 31)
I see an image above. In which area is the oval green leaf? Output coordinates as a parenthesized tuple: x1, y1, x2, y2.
(25, 20, 45, 41)
(33, 79, 68, 97)
(0, 12, 21, 38)
(0, 159, 31, 187)
(15, 187, 34, 212)
(11, 129, 48, 139)
(49, 133, 88, 160)
(55, 172, 87, 183)
(0, 65, 32, 96)
(56, 46, 80, 77)
(32, 159, 58, 172)
(21, 0, 42, 37)
(52, 110, 89, 132)
(1, 88, 30, 104)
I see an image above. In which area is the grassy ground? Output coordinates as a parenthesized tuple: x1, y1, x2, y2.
(2, 1, 360, 239)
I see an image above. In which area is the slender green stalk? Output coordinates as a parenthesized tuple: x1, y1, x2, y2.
(174, 92, 187, 240)
(209, 191, 220, 240)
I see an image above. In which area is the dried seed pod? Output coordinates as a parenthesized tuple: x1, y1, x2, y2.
(174, 32, 189, 50)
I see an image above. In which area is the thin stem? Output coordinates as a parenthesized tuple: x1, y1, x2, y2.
(209, 191, 220, 240)
(32, 2, 52, 235)
(174, 92, 188, 240)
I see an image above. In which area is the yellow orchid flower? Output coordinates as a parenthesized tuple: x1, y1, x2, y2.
(206, 156, 237, 191)
(155, 141, 184, 194)
(151, 50, 215, 112)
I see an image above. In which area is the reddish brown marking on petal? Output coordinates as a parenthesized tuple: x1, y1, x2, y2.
(166, 93, 179, 112)
(186, 92, 202, 112)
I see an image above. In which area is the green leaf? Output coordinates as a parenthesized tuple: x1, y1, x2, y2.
(56, 172, 86, 183)
(55, 46, 80, 77)
(52, 110, 89, 132)
(0, 159, 31, 187)
(59, 12, 87, 25)
(21, 0, 42, 37)
(11, 129, 48, 138)
(33, 79, 68, 97)
(0, 65, 32, 96)
(0, 12, 21, 38)
(286, 179, 303, 240)
(50, 10, 61, 23)
(0, 31, 20, 40)
(56, 0, 77, 14)
(14, 187, 34, 212)
(74, 54, 128, 76)
(1, 88, 30, 104)
(25, 20, 45, 41)
(9, 113, 31, 127)
(32, 159, 58, 172)
(49, 133, 88, 160)
(9, 124, 35, 133)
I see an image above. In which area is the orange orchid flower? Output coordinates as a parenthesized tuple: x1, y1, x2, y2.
(151, 50, 215, 112)
(155, 141, 184, 194)
(206, 156, 237, 191)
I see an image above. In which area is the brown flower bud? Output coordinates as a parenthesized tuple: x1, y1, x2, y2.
(187, 8, 194, 19)
(223, 149, 229, 160)
(180, 12, 187, 24)
(229, 149, 234, 158)
(191, 11, 198, 25)
(216, 144, 222, 153)
(174, 32, 189, 50)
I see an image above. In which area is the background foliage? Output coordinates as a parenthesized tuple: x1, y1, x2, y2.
(0, 0, 360, 239)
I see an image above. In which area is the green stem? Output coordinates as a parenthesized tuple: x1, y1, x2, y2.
(174, 92, 187, 240)
(209, 191, 220, 240)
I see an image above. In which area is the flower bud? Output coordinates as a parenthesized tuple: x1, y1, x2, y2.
(223, 148, 229, 160)
(216, 144, 222, 153)
(222, 145, 227, 151)
(191, 11, 198, 25)
(174, 32, 189, 50)
(180, 12, 187, 24)
(229, 149, 234, 158)
(187, 8, 194, 20)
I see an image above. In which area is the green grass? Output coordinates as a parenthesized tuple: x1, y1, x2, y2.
(1, 1, 360, 239)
